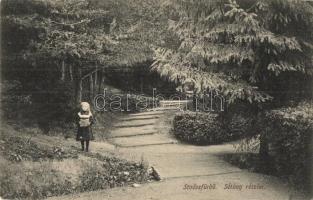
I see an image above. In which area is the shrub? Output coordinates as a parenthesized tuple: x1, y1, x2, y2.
(173, 111, 255, 145)
(79, 153, 149, 192)
(173, 112, 226, 145)
(261, 102, 313, 190)
(225, 113, 257, 138)
(1, 80, 76, 133)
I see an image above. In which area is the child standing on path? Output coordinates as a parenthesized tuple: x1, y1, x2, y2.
(76, 102, 94, 152)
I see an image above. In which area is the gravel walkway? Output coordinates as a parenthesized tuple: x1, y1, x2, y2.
(48, 109, 305, 200)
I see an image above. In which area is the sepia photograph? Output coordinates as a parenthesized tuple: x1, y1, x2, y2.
(0, 0, 312, 199)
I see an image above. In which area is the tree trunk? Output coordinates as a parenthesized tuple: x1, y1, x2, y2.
(254, 108, 270, 163)
(140, 75, 143, 93)
(259, 133, 269, 158)
(75, 68, 82, 104)
(69, 65, 73, 81)
(61, 60, 65, 81)
(306, 133, 313, 194)
(94, 66, 98, 94)
(98, 69, 104, 94)
(259, 132, 271, 172)
(89, 75, 94, 102)
(94, 66, 98, 85)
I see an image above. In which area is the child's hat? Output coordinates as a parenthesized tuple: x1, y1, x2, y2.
(81, 102, 90, 112)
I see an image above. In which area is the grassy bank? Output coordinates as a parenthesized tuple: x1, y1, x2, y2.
(0, 123, 154, 200)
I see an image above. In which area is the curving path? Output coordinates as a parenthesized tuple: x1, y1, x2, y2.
(48, 109, 305, 200)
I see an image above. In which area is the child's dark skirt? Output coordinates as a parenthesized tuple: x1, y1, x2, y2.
(76, 126, 94, 141)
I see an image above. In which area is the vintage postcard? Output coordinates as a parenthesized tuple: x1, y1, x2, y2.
(1, 0, 312, 199)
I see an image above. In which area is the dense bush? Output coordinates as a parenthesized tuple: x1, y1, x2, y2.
(225, 112, 257, 138)
(173, 111, 256, 145)
(173, 112, 224, 145)
(1, 80, 76, 133)
(261, 102, 313, 190)
(79, 153, 148, 192)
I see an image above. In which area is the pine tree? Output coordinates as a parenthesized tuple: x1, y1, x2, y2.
(1, 0, 167, 125)
(153, 0, 313, 105)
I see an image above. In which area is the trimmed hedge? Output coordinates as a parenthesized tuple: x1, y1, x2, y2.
(173, 102, 313, 191)
(262, 102, 313, 190)
(173, 112, 252, 145)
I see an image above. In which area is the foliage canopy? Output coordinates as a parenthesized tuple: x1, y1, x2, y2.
(152, 0, 313, 104)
